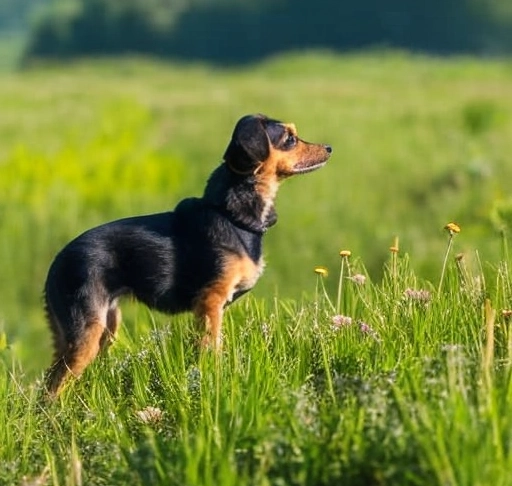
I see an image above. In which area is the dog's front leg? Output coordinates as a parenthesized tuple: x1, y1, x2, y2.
(193, 255, 258, 349)
(193, 290, 226, 350)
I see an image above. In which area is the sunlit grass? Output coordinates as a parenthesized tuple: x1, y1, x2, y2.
(2, 228, 512, 485)
(1, 53, 512, 327)
(2, 52, 512, 484)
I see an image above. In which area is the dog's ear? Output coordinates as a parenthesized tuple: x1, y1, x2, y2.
(223, 115, 270, 175)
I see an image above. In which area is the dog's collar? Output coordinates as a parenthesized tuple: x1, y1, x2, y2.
(225, 160, 264, 177)
(208, 204, 268, 235)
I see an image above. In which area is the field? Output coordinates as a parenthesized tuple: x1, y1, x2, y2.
(1, 52, 512, 485)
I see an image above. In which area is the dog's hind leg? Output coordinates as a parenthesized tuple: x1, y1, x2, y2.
(44, 299, 70, 397)
(100, 304, 121, 352)
(45, 319, 105, 397)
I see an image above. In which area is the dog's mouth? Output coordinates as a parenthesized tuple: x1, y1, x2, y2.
(290, 160, 328, 174)
(289, 147, 332, 174)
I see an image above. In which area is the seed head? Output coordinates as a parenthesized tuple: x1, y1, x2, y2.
(314, 266, 328, 277)
(349, 273, 366, 285)
(403, 288, 432, 303)
(339, 250, 352, 258)
(135, 406, 163, 424)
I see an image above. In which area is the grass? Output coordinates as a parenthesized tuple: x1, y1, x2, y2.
(2, 51, 512, 484)
(2, 227, 512, 485)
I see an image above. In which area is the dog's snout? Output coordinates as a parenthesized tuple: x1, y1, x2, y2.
(325, 145, 332, 154)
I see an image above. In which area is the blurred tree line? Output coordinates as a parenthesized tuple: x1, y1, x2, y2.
(21, 0, 512, 63)
(0, 0, 50, 32)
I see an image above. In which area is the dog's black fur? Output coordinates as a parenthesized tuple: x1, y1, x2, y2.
(44, 114, 332, 396)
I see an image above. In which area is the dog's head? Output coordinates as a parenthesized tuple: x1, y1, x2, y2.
(223, 114, 332, 179)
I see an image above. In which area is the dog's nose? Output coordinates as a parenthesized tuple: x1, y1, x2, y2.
(325, 145, 332, 153)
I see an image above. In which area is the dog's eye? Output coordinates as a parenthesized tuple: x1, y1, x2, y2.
(283, 134, 297, 149)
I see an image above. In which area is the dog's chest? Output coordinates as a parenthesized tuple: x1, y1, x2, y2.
(228, 255, 265, 303)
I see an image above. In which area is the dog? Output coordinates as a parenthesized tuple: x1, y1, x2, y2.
(43, 114, 332, 396)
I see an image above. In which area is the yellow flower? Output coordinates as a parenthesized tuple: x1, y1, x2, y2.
(314, 266, 328, 277)
(444, 222, 461, 234)
(339, 250, 351, 258)
(389, 236, 399, 253)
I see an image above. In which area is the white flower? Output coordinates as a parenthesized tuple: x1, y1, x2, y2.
(135, 406, 163, 424)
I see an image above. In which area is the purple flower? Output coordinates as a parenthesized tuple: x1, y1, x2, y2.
(331, 315, 353, 330)
(359, 321, 371, 333)
(358, 320, 380, 341)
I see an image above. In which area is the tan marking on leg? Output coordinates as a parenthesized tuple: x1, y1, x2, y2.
(45, 320, 105, 397)
(45, 359, 72, 398)
(67, 320, 104, 377)
(100, 306, 121, 352)
(194, 254, 261, 350)
(195, 295, 225, 350)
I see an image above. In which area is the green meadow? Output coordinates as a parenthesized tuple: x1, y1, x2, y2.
(2, 52, 512, 485)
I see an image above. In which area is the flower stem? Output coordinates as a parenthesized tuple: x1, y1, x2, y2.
(438, 234, 454, 294)
(336, 257, 345, 313)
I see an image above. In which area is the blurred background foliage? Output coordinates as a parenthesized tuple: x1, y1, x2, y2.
(1, 0, 512, 373)
(0, 0, 511, 65)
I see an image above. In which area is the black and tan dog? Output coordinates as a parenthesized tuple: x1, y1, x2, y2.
(44, 114, 332, 396)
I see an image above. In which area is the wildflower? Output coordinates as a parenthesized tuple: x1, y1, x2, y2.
(358, 320, 380, 341)
(441, 343, 464, 353)
(444, 222, 461, 235)
(331, 315, 353, 329)
(261, 322, 270, 341)
(314, 266, 328, 277)
(439, 222, 461, 293)
(359, 321, 371, 333)
(187, 366, 201, 396)
(135, 406, 163, 425)
(403, 288, 432, 303)
(336, 250, 351, 312)
(389, 236, 399, 253)
(454, 252, 469, 287)
(20, 467, 50, 486)
(349, 273, 366, 285)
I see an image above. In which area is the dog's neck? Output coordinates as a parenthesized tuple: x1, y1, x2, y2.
(203, 164, 278, 234)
